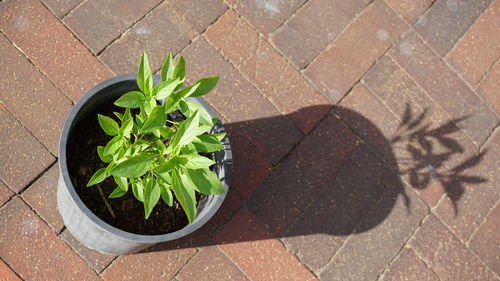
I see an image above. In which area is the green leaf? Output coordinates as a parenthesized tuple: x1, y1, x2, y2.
(140, 105, 166, 133)
(180, 143, 197, 155)
(143, 177, 161, 219)
(172, 169, 196, 223)
(113, 112, 123, 121)
(98, 114, 120, 136)
(159, 126, 175, 139)
(114, 176, 128, 191)
(87, 168, 107, 186)
(153, 78, 180, 100)
(170, 110, 200, 154)
(192, 134, 224, 153)
(179, 99, 212, 126)
(103, 136, 123, 156)
(190, 76, 219, 97)
(179, 154, 215, 169)
(132, 181, 144, 202)
(109, 186, 127, 198)
(154, 157, 179, 175)
(173, 56, 185, 81)
(185, 168, 224, 195)
(159, 183, 173, 206)
(160, 52, 174, 82)
(143, 98, 157, 116)
(114, 91, 144, 108)
(165, 83, 201, 113)
(97, 146, 112, 163)
(121, 118, 134, 138)
(137, 52, 152, 94)
(109, 154, 154, 178)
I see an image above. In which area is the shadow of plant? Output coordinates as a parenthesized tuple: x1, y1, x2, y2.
(391, 104, 487, 212)
(140, 102, 488, 257)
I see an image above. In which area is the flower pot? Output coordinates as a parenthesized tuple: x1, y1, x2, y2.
(57, 74, 232, 255)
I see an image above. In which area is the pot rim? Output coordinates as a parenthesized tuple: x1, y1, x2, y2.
(59, 74, 231, 244)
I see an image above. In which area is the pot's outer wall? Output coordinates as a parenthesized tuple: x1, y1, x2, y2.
(57, 74, 232, 255)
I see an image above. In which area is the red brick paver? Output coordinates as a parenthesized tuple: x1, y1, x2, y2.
(385, 0, 435, 23)
(0, 0, 112, 103)
(205, 9, 331, 133)
(61, 230, 117, 273)
(0, 259, 22, 281)
(409, 214, 498, 281)
(0, 198, 101, 281)
(99, 0, 226, 74)
(390, 31, 499, 146)
(63, 0, 163, 54)
(235, 0, 307, 35)
(446, 0, 500, 87)
(470, 201, 500, 276)
(0, 32, 72, 154)
(0, 105, 55, 193)
(305, 0, 406, 103)
(0, 181, 13, 207)
(477, 59, 500, 115)
(414, 0, 493, 56)
(181, 36, 302, 164)
(21, 164, 63, 233)
(270, 0, 369, 69)
(216, 208, 317, 281)
(380, 247, 439, 281)
(434, 128, 500, 242)
(177, 246, 249, 281)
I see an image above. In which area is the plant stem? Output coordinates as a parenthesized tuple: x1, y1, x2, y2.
(97, 185, 116, 219)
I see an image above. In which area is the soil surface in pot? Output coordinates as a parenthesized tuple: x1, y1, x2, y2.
(67, 105, 197, 235)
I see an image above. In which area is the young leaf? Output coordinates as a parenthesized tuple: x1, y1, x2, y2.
(137, 52, 152, 94)
(113, 112, 124, 121)
(109, 154, 154, 178)
(179, 154, 215, 169)
(173, 56, 186, 81)
(98, 114, 120, 136)
(103, 136, 124, 156)
(140, 105, 166, 133)
(153, 78, 180, 100)
(132, 181, 144, 202)
(97, 146, 112, 163)
(114, 91, 144, 108)
(143, 98, 157, 116)
(87, 168, 107, 187)
(160, 52, 174, 82)
(171, 169, 196, 223)
(143, 177, 161, 219)
(190, 76, 219, 97)
(170, 110, 200, 154)
(159, 126, 175, 139)
(121, 118, 134, 138)
(185, 168, 224, 195)
(179, 99, 212, 126)
(165, 83, 201, 113)
(160, 184, 173, 206)
(192, 134, 224, 153)
(180, 143, 197, 155)
(109, 186, 127, 198)
(114, 176, 128, 191)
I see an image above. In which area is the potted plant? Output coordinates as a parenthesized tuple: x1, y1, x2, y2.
(57, 52, 232, 255)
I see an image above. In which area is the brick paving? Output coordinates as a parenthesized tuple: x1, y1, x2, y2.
(0, 0, 499, 280)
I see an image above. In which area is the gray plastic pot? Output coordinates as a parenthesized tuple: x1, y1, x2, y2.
(57, 74, 232, 255)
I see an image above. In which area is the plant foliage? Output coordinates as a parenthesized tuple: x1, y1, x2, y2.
(87, 52, 225, 222)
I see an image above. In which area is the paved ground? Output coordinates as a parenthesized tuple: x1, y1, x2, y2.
(0, 0, 499, 280)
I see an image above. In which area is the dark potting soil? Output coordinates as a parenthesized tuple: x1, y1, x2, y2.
(67, 105, 197, 235)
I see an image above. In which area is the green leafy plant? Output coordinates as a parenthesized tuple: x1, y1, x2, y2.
(87, 52, 225, 223)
